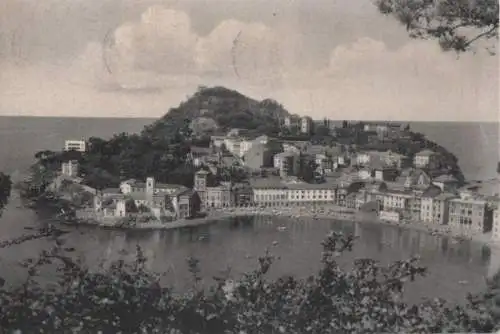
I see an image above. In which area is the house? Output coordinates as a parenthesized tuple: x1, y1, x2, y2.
(300, 116, 313, 134)
(414, 149, 441, 169)
(64, 139, 86, 152)
(61, 160, 79, 177)
(448, 191, 493, 233)
(432, 174, 459, 192)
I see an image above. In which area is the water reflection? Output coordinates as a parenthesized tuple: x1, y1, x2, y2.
(0, 202, 495, 304)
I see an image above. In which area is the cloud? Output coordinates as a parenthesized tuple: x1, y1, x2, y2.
(0, 4, 496, 122)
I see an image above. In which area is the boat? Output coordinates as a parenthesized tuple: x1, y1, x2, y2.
(277, 226, 287, 232)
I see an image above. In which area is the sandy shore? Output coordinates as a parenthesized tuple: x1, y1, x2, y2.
(68, 205, 499, 248)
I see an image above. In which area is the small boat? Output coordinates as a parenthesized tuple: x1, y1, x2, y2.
(277, 226, 287, 232)
(458, 280, 468, 285)
(272, 241, 279, 246)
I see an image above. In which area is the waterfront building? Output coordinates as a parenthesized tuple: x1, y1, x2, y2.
(61, 160, 79, 177)
(64, 139, 86, 152)
(420, 186, 456, 224)
(381, 189, 412, 212)
(448, 191, 493, 233)
(249, 177, 336, 207)
(363, 122, 402, 139)
(414, 149, 441, 169)
(170, 188, 199, 219)
(231, 183, 253, 207)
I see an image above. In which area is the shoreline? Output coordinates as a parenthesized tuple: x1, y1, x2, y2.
(64, 205, 499, 249)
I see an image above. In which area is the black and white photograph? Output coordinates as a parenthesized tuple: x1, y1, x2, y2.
(0, 0, 499, 332)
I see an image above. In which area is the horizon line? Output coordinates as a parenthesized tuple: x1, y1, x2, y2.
(0, 114, 498, 124)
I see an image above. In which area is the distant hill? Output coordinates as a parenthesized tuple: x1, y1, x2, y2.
(142, 86, 291, 138)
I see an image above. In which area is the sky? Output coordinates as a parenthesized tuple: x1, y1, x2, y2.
(0, 0, 498, 121)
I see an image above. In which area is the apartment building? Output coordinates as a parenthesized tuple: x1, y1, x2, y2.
(448, 192, 492, 233)
(420, 187, 456, 225)
(64, 140, 86, 152)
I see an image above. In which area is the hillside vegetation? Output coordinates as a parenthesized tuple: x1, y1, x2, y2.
(143, 86, 290, 138)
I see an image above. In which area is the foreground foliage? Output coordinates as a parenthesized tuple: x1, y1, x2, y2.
(0, 231, 499, 333)
(376, 0, 499, 54)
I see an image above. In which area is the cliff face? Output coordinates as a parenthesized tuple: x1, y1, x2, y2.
(142, 86, 291, 138)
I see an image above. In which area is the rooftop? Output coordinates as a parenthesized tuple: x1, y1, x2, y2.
(415, 149, 437, 157)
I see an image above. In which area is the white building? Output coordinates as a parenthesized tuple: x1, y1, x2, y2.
(300, 117, 312, 134)
(250, 179, 336, 206)
(61, 160, 79, 177)
(64, 140, 86, 152)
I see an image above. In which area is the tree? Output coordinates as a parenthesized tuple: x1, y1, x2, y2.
(0, 172, 11, 215)
(375, 0, 499, 54)
(0, 230, 498, 332)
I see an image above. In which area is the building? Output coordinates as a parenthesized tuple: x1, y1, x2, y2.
(170, 188, 199, 219)
(493, 206, 500, 241)
(363, 122, 402, 138)
(273, 151, 300, 177)
(205, 182, 233, 208)
(373, 167, 398, 182)
(420, 186, 455, 224)
(193, 170, 231, 209)
(300, 116, 313, 134)
(448, 191, 493, 233)
(432, 174, 459, 192)
(249, 177, 336, 207)
(380, 188, 413, 212)
(61, 160, 79, 177)
(232, 183, 253, 207)
(414, 149, 441, 169)
(243, 143, 273, 170)
(120, 178, 186, 196)
(283, 116, 292, 128)
(64, 140, 86, 152)
(396, 168, 432, 190)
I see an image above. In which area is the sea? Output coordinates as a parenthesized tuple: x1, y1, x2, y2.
(0, 116, 499, 305)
